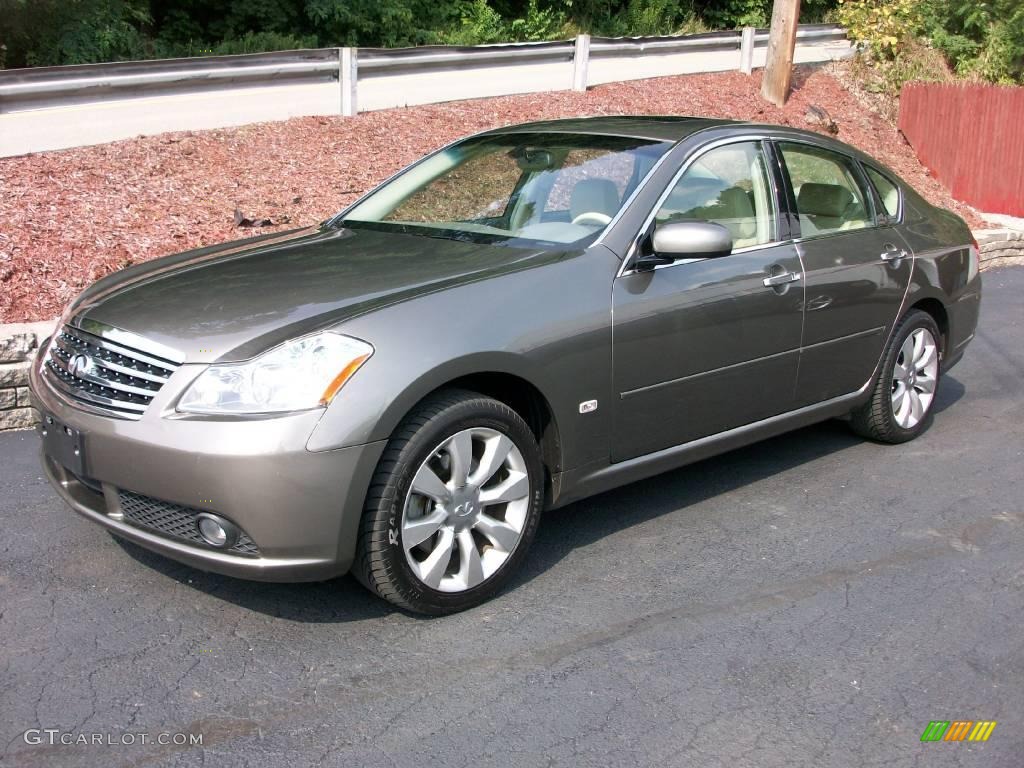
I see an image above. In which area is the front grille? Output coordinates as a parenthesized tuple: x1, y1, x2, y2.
(118, 490, 260, 557)
(44, 325, 179, 419)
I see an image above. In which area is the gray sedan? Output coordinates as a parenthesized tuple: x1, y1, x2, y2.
(29, 117, 982, 614)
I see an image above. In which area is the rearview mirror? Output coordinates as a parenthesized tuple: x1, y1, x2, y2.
(650, 221, 733, 262)
(511, 147, 554, 172)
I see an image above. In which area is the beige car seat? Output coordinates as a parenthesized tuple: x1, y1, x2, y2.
(569, 179, 621, 222)
(796, 182, 867, 234)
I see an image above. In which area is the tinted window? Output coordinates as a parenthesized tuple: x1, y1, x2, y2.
(545, 148, 637, 214)
(779, 143, 872, 237)
(655, 141, 777, 249)
(387, 149, 522, 224)
(342, 133, 671, 247)
(865, 166, 900, 219)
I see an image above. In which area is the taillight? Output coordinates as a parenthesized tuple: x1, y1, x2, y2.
(968, 238, 980, 282)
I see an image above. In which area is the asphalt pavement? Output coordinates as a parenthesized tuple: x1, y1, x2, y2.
(3, 267, 1023, 768)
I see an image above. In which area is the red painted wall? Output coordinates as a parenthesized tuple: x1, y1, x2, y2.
(899, 82, 1024, 217)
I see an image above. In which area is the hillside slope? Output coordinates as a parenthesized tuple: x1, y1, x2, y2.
(0, 65, 979, 323)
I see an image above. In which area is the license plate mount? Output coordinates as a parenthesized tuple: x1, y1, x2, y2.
(38, 412, 87, 478)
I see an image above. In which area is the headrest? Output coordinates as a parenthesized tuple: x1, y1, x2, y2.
(570, 178, 620, 221)
(715, 187, 756, 239)
(797, 183, 854, 218)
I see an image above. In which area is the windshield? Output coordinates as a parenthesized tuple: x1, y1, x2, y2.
(337, 132, 673, 247)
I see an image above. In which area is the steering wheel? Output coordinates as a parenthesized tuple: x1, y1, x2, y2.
(571, 211, 613, 227)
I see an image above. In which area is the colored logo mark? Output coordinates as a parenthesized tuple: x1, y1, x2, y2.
(920, 720, 997, 742)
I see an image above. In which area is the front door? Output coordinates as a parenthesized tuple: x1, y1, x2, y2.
(775, 141, 913, 406)
(611, 140, 804, 462)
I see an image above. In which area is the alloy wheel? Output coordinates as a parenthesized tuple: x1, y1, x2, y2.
(401, 427, 531, 593)
(890, 327, 939, 429)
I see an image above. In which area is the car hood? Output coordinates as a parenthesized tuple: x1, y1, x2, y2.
(71, 225, 554, 363)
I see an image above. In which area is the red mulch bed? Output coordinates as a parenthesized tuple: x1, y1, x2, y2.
(0, 66, 980, 323)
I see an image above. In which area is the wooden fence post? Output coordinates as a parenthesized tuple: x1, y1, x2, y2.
(340, 47, 358, 117)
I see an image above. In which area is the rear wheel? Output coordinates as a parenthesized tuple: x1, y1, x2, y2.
(354, 389, 544, 614)
(850, 309, 941, 443)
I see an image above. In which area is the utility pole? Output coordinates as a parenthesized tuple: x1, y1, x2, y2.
(761, 0, 801, 106)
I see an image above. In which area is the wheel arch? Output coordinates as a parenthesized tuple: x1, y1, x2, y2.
(907, 296, 950, 355)
(364, 355, 565, 502)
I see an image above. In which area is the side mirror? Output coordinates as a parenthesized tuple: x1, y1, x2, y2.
(635, 221, 733, 271)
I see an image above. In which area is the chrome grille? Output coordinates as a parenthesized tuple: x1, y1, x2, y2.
(44, 324, 179, 419)
(118, 490, 260, 557)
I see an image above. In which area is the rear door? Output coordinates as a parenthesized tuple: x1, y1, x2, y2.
(611, 140, 804, 462)
(775, 141, 913, 406)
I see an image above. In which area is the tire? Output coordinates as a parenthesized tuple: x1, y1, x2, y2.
(850, 309, 942, 444)
(354, 389, 544, 615)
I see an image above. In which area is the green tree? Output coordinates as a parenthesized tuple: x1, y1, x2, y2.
(923, 0, 1024, 83)
(0, 0, 150, 66)
(304, 0, 457, 47)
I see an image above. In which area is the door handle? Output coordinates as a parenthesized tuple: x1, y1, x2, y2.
(880, 243, 909, 262)
(763, 271, 801, 287)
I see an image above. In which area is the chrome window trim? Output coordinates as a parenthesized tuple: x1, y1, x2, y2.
(616, 134, 787, 278)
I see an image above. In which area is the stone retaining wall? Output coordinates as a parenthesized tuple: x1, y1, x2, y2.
(1, 228, 1021, 431)
(0, 321, 55, 431)
(976, 229, 1024, 265)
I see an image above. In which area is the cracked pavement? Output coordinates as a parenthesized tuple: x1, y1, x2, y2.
(2, 268, 1023, 768)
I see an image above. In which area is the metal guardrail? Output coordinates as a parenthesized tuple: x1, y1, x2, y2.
(358, 39, 574, 73)
(0, 49, 340, 97)
(590, 24, 844, 54)
(0, 24, 847, 113)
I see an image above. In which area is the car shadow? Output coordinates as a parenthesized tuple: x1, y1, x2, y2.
(115, 376, 965, 622)
(932, 374, 965, 415)
(115, 536, 396, 622)
(520, 375, 965, 587)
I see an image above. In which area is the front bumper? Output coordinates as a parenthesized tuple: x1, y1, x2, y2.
(29, 357, 386, 582)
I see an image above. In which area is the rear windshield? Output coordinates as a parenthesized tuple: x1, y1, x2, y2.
(337, 133, 672, 248)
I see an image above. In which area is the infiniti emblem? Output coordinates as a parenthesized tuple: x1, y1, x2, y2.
(69, 353, 91, 378)
(454, 502, 476, 517)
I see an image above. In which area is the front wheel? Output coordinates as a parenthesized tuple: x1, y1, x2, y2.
(354, 389, 544, 615)
(850, 309, 942, 443)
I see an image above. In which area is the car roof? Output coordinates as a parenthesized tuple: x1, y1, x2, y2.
(478, 116, 742, 143)
(479, 116, 901, 179)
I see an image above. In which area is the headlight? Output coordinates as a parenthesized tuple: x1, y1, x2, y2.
(177, 332, 373, 415)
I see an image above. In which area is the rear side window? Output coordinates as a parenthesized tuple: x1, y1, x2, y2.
(778, 143, 872, 238)
(864, 166, 901, 220)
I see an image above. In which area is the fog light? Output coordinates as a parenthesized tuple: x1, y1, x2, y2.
(196, 513, 238, 548)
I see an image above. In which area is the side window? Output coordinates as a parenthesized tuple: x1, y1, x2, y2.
(865, 166, 901, 220)
(655, 142, 777, 249)
(778, 143, 872, 237)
